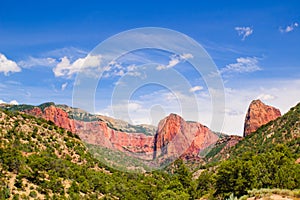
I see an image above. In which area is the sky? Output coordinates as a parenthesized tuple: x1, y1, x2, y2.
(0, 0, 300, 135)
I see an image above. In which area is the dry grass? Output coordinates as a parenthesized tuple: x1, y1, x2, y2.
(241, 188, 300, 200)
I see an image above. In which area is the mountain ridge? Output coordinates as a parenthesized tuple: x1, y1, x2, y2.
(2, 103, 221, 167)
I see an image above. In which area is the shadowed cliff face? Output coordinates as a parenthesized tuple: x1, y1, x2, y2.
(24, 105, 220, 162)
(243, 99, 281, 137)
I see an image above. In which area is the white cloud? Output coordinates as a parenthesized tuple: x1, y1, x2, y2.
(156, 53, 193, 70)
(220, 57, 261, 74)
(0, 99, 19, 105)
(279, 22, 299, 33)
(180, 53, 193, 60)
(61, 82, 68, 91)
(235, 26, 253, 40)
(189, 86, 203, 93)
(257, 93, 276, 101)
(18, 57, 56, 68)
(128, 102, 142, 112)
(53, 54, 102, 78)
(9, 100, 19, 105)
(0, 53, 21, 75)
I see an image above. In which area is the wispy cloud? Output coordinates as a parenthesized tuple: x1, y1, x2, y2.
(0, 53, 21, 75)
(102, 63, 143, 79)
(156, 53, 193, 70)
(235, 26, 253, 40)
(18, 57, 56, 68)
(220, 57, 261, 74)
(53, 55, 102, 78)
(61, 82, 68, 91)
(279, 22, 299, 33)
(189, 86, 203, 93)
(44, 47, 88, 59)
(257, 93, 276, 101)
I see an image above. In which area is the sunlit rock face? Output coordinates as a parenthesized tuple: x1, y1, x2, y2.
(25, 105, 220, 162)
(243, 99, 281, 137)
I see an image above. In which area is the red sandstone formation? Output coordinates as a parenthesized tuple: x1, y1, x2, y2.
(243, 99, 281, 137)
(24, 105, 220, 162)
(155, 114, 219, 161)
(75, 120, 155, 160)
(25, 106, 76, 132)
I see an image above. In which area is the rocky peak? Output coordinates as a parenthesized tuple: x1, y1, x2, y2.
(154, 113, 219, 161)
(243, 99, 281, 137)
(156, 113, 185, 148)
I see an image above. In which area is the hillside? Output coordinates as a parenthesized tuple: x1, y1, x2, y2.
(196, 102, 300, 199)
(230, 102, 300, 159)
(0, 108, 201, 199)
(202, 100, 299, 164)
(1, 102, 221, 170)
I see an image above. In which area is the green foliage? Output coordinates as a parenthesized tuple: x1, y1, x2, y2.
(0, 186, 10, 199)
(196, 170, 216, 197)
(29, 190, 37, 198)
(155, 190, 190, 200)
(205, 142, 226, 159)
(214, 145, 300, 198)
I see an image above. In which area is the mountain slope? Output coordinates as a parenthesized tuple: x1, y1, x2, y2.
(201, 100, 287, 163)
(0, 109, 195, 199)
(2, 103, 221, 167)
(230, 102, 300, 159)
(196, 102, 300, 199)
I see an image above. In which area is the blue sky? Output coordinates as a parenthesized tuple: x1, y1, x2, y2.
(0, 0, 300, 135)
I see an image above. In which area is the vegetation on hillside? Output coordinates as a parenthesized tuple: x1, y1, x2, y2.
(197, 102, 300, 199)
(0, 101, 299, 199)
(0, 109, 198, 199)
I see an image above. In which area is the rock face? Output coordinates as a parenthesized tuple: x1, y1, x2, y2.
(243, 99, 281, 137)
(24, 104, 220, 162)
(154, 114, 219, 161)
(25, 106, 76, 132)
(25, 106, 155, 159)
(76, 120, 155, 160)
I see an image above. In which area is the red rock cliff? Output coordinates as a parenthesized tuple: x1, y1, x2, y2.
(25, 106, 76, 132)
(243, 99, 281, 137)
(25, 106, 220, 161)
(154, 114, 219, 161)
